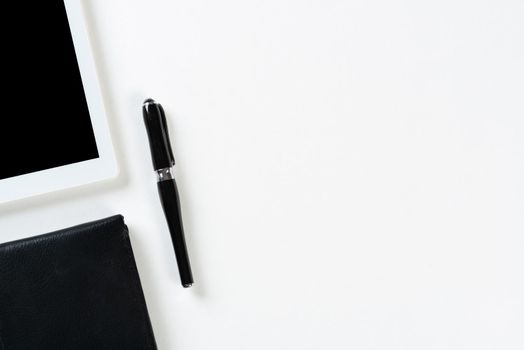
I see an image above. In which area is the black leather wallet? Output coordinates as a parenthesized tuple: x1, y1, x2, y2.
(0, 215, 157, 350)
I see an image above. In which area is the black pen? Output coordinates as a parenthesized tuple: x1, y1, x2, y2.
(142, 98, 194, 288)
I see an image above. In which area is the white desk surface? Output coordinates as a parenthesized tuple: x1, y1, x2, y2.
(1, 0, 523, 349)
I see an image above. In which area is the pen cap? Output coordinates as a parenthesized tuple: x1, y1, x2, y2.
(142, 99, 175, 170)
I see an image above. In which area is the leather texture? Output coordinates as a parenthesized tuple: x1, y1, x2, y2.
(0, 215, 157, 350)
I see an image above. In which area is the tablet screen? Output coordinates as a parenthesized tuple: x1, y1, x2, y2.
(0, 2, 99, 180)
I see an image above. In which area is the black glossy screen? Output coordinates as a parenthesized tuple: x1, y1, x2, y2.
(0, 2, 99, 180)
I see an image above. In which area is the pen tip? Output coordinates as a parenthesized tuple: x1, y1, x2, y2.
(143, 98, 156, 106)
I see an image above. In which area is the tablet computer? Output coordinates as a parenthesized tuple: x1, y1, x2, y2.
(0, 1, 117, 204)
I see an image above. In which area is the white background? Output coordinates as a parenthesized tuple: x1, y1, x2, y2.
(1, 0, 523, 349)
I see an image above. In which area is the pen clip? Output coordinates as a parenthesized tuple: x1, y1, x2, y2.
(143, 99, 175, 170)
(157, 103, 175, 166)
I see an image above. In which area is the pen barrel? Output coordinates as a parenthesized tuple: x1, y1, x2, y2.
(157, 179, 194, 287)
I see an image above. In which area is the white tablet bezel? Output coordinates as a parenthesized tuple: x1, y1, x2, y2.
(0, 0, 117, 204)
